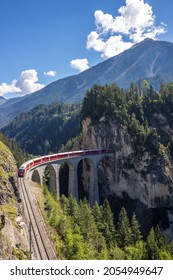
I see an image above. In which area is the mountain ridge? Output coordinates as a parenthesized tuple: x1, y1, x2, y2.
(1, 38, 173, 127)
(0, 96, 6, 106)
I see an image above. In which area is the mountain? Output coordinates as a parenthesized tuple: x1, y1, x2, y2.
(1, 38, 173, 127)
(0, 96, 6, 106)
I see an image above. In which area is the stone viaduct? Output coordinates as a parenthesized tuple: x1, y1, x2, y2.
(26, 152, 114, 205)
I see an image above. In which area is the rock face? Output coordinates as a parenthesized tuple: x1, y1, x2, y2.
(0, 141, 17, 204)
(82, 118, 173, 238)
(0, 140, 28, 259)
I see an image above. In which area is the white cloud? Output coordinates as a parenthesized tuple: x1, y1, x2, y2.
(0, 81, 22, 96)
(101, 35, 133, 58)
(44, 70, 57, 77)
(70, 58, 89, 72)
(87, 0, 166, 58)
(0, 69, 45, 96)
(87, 32, 133, 58)
(87, 31, 105, 52)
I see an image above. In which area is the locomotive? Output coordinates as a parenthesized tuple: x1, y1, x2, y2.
(18, 149, 114, 177)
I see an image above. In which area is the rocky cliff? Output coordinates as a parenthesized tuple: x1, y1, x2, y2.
(0, 140, 28, 259)
(82, 117, 173, 238)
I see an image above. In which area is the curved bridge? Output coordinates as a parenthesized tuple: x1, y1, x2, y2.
(24, 149, 114, 205)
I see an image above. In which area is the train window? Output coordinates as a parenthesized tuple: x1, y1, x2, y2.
(19, 168, 25, 172)
(50, 156, 58, 160)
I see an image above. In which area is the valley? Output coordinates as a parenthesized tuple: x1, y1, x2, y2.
(1, 39, 173, 259)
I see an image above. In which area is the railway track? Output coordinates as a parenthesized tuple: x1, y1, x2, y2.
(18, 177, 57, 260)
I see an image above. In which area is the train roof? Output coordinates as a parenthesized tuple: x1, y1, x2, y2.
(19, 149, 113, 170)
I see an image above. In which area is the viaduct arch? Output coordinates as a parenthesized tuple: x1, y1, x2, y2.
(27, 152, 114, 205)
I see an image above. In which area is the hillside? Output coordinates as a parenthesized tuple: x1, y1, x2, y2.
(41, 192, 173, 260)
(2, 102, 81, 155)
(1, 39, 173, 127)
(0, 139, 28, 259)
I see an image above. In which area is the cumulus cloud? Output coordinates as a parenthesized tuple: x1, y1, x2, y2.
(44, 70, 57, 77)
(70, 58, 89, 72)
(87, 0, 166, 58)
(0, 69, 45, 96)
(87, 32, 133, 58)
(0, 81, 22, 96)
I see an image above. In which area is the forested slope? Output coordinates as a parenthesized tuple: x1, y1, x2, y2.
(43, 189, 173, 260)
(2, 102, 80, 155)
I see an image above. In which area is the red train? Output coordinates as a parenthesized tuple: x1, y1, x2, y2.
(18, 149, 114, 177)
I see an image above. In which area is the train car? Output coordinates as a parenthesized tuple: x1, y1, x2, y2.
(33, 159, 42, 166)
(42, 156, 50, 163)
(17, 159, 34, 177)
(49, 154, 59, 161)
(17, 149, 114, 177)
(84, 149, 100, 155)
(69, 150, 83, 157)
(18, 166, 26, 177)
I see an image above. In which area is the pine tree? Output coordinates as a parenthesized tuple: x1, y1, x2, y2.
(60, 194, 69, 215)
(78, 199, 98, 242)
(154, 225, 169, 251)
(92, 202, 104, 232)
(124, 241, 144, 260)
(131, 213, 142, 244)
(64, 227, 91, 259)
(144, 227, 160, 260)
(67, 194, 79, 225)
(101, 200, 116, 247)
(93, 232, 109, 260)
(117, 207, 132, 249)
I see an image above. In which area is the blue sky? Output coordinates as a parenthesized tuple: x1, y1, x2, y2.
(0, 0, 172, 98)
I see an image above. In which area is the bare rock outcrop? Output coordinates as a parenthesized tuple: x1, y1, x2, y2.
(0, 140, 28, 259)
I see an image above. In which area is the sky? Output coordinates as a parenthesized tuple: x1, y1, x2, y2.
(0, 0, 172, 98)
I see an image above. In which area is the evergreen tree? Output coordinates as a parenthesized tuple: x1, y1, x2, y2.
(124, 241, 144, 260)
(60, 194, 70, 215)
(117, 207, 132, 249)
(64, 227, 91, 259)
(109, 246, 125, 260)
(101, 200, 116, 247)
(154, 225, 169, 251)
(78, 199, 98, 242)
(93, 232, 109, 260)
(67, 194, 79, 225)
(92, 202, 104, 232)
(144, 227, 160, 260)
(131, 213, 142, 245)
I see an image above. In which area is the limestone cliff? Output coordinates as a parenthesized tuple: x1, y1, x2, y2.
(82, 117, 173, 238)
(0, 140, 28, 259)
